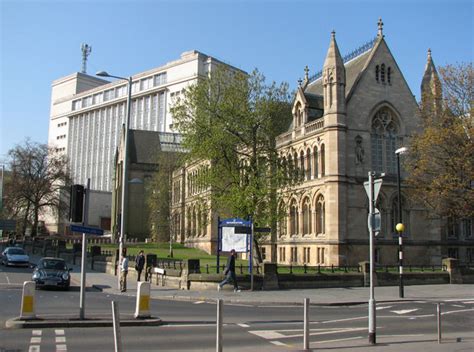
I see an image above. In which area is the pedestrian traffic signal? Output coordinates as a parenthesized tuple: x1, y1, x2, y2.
(69, 184, 84, 223)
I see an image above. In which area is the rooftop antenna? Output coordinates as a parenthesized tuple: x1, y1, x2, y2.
(81, 43, 92, 74)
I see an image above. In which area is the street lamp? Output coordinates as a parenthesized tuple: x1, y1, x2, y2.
(395, 146, 408, 298)
(96, 71, 132, 290)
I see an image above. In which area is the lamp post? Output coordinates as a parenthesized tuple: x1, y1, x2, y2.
(395, 146, 407, 298)
(96, 71, 132, 290)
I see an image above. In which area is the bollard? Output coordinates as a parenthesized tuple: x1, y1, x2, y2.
(216, 299, 223, 352)
(134, 281, 151, 318)
(20, 281, 36, 320)
(112, 301, 123, 352)
(304, 298, 310, 350)
(437, 303, 441, 344)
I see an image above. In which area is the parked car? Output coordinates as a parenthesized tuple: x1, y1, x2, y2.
(32, 257, 72, 290)
(0, 247, 30, 267)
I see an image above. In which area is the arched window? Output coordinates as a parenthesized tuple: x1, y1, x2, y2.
(289, 199, 298, 235)
(387, 67, 392, 84)
(201, 208, 207, 236)
(316, 195, 325, 235)
(375, 65, 380, 82)
(287, 154, 294, 182)
(371, 107, 399, 174)
(302, 197, 311, 235)
(313, 146, 318, 178)
(305, 149, 311, 180)
(300, 151, 305, 180)
(197, 206, 202, 236)
(192, 206, 197, 236)
(277, 202, 287, 237)
(381, 64, 385, 83)
(320, 144, 326, 177)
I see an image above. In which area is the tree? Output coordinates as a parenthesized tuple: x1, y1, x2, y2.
(4, 140, 70, 236)
(405, 63, 473, 219)
(147, 151, 182, 243)
(171, 66, 294, 259)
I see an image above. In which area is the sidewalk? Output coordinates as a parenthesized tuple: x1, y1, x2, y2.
(68, 260, 474, 306)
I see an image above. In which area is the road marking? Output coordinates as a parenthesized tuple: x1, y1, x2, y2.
(28, 346, 40, 352)
(228, 303, 254, 307)
(56, 344, 67, 351)
(55, 337, 66, 343)
(30, 337, 41, 344)
(238, 323, 250, 328)
(321, 316, 366, 324)
(442, 308, 474, 315)
(32, 330, 42, 336)
(193, 301, 205, 304)
(249, 327, 369, 340)
(452, 304, 464, 308)
(270, 341, 287, 346)
(390, 309, 419, 315)
(463, 301, 474, 304)
(443, 298, 474, 302)
(376, 306, 392, 310)
(55, 329, 65, 335)
(5, 275, 10, 284)
(313, 336, 364, 344)
(249, 330, 286, 339)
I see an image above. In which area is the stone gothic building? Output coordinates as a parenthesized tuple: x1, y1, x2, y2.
(171, 21, 472, 266)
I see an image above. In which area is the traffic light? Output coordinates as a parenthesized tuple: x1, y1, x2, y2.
(69, 184, 85, 223)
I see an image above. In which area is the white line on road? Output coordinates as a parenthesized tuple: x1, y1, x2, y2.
(32, 330, 42, 336)
(452, 304, 464, 308)
(321, 316, 367, 324)
(443, 298, 474, 302)
(442, 308, 474, 315)
(193, 301, 205, 304)
(28, 346, 40, 352)
(5, 274, 10, 284)
(56, 344, 67, 351)
(463, 301, 474, 304)
(390, 309, 419, 315)
(376, 306, 392, 310)
(55, 329, 65, 335)
(312, 336, 364, 345)
(55, 337, 66, 343)
(270, 341, 287, 346)
(30, 337, 41, 344)
(238, 323, 250, 328)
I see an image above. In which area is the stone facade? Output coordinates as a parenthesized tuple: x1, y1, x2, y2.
(171, 22, 473, 266)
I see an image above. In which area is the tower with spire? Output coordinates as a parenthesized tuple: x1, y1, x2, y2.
(421, 49, 442, 116)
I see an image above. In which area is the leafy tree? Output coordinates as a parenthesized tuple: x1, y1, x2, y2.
(147, 151, 182, 244)
(4, 140, 70, 236)
(405, 63, 473, 219)
(171, 66, 294, 260)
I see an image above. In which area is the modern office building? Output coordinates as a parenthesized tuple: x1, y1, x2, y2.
(47, 50, 241, 233)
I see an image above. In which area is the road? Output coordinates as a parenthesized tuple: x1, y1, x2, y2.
(1, 263, 473, 351)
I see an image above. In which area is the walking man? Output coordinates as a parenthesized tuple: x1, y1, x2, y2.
(120, 248, 129, 292)
(218, 249, 240, 292)
(135, 250, 145, 281)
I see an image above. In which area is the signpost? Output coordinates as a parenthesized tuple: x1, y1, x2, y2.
(70, 225, 104, 236)
(364, 172, 383, 345)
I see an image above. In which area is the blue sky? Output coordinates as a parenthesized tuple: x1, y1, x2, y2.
(1, 0, 472, 161)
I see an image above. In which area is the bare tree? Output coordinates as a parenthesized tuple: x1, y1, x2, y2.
(5, 140, 71, 236)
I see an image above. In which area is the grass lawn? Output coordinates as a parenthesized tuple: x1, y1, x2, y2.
(90, 242, 249, 267)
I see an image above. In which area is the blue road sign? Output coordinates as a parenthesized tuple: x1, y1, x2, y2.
(70, 224, 104, 236)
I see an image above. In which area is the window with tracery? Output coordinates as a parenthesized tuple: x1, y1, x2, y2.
(316, 195, 325, 235)
(305, 149, 311, 180)
(277, 203, 287, 237)
(371, 108, 399, 174)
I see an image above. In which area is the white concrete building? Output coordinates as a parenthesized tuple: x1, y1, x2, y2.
(47, 50, 241, 233)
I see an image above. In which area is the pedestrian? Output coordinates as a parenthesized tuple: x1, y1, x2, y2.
(120, 248, 129, 292)
(218, 249, 240, 292)
(135, 250, 145, 281)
